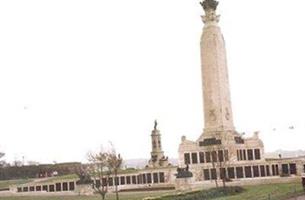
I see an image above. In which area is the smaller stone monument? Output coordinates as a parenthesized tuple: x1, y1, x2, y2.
(147, 120, 170, 168)
(175, 165, 194, 191)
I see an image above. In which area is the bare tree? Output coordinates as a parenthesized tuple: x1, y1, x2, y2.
(86, 144, 123, 200)
(0, 152, 5, 167)
(213, 134, 237, 188)
(204, 135, 236, 188)
(210, 147, 229, 188)
(107, 147, 123, 200)
(87, 151, 110, 200)
(74, 164, 92, 185)
(210, 147, 219, 188)
(216, 146, 230, 188)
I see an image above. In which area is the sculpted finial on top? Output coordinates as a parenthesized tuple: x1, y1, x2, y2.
(200, 0, 220, 24)
(200, 0, 219, 11)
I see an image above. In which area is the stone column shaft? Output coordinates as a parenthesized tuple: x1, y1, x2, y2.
(199, 0, 235, 138)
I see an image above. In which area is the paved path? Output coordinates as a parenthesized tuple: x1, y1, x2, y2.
(287, 195, 305, 200)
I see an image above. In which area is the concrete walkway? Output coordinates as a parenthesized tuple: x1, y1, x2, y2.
(287, 195, 305, 200)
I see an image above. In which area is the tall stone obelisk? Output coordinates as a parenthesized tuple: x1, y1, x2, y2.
(199, 0, 235, 138)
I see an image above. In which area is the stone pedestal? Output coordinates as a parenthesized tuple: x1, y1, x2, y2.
(175, 177, 194, 191)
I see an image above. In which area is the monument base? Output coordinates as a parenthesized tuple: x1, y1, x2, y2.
(175, 177, 194, 191)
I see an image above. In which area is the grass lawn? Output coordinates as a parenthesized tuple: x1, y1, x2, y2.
(0, 190, 176, 200)
(157, 181, 305, 200)
(213, 181, 305, 200)
(0, 181, 304, 200)
(32, 174, 79, 184)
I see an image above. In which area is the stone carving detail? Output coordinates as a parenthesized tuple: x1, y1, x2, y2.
(209, 109, 217, 121)
(199, 138, 222, 146)
(234, 136, 244, 144)
(153, 140, 157, 148)
(225, 107, 230, 120)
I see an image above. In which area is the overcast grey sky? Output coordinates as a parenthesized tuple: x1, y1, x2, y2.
(0, 0, 305, 164)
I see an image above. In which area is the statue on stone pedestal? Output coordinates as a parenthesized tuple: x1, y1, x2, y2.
(176, 164, 193, 178)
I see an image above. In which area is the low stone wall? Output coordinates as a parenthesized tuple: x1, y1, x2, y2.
(9, 179, 78, 194)
(0, 191, 77, 197)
